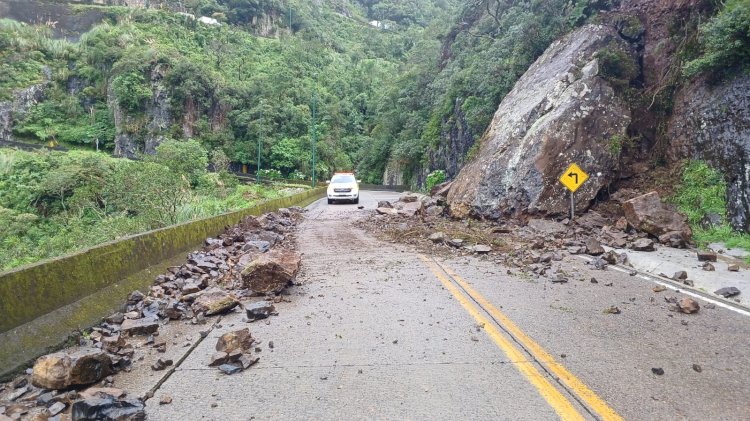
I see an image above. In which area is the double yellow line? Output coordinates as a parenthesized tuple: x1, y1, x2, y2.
(419, 255, 622, 421)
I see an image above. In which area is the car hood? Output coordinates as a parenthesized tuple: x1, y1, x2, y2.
(328, 183, 358, 190)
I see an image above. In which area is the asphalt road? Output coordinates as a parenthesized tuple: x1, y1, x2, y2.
(143, 190, 750, 420)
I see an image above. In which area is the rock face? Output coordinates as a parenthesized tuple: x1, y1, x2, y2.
(32, 348, 111, 390)
(448, 25, 633, 219)
(0, 77, 48, 142)
(623, 192, 692, 240)
(240, 249, 301, 294)
(668, 75, 750, 233)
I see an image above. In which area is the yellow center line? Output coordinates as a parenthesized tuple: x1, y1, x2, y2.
(437, 259, 623, 421)
(418, 255, 585, 421)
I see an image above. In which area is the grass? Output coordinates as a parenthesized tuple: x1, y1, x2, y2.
(672, 160, 750, 262)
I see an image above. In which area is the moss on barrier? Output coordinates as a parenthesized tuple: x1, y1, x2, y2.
(0, 187, 326, 334)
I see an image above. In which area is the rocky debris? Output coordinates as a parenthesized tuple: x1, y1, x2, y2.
(447, 25, 634, 219)
(377, 200, 393, 209)
(448, 239, 464, 248)
(241, 249, 301, 294)
(218, 364, 242, 375)
(467, 245, 492, 255)
(216, 329, 254, 354)
(159, 395, 172, 405)
(653, 285, 667, 293)
(120, 318, 159, 336)
(48, 401, 66, 416)
(71, 396, 145, 421)
(430, 181, 452, 198)
(672, 271, 688, 281)
(585, 239, 604, 256)
(191, 288, 240, 316)
(79, 388, 126, 400)
(527, 219, 567, 235)
(603, 306, 621, 315)
(631, 238, 655, 252)
(32, 348, 111, 390)
(677, 298, 700, 314)
(714, 287, 741, 298)
(702, 262, 716, 271)
(728, 264, 740, 272)
(394, 200, 424, 217)
(623, 192, 692, 243)
(651, 368, 665, 376)
(245, 301, 276, 321)
(376, 207, 398, 216)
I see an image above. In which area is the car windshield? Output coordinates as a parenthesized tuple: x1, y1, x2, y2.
(331, 175, 356, 183)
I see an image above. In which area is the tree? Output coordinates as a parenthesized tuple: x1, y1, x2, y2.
(149, 139, 209, 186)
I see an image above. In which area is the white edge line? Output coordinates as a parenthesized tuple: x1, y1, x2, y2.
(576, 255, 750, 318)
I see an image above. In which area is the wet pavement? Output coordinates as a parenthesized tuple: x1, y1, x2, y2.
(138, 191, 750, 420)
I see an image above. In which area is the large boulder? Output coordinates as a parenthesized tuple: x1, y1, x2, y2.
(191, 288, 240, 316)
(448, 25, 634, 219)
(668, 74, 750, 233)
(240, 249, 301, 294)
(32, 348, 111, 390)
(623, 192, 692, 240)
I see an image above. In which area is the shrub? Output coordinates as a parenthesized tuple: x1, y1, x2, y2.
(111, 71, 153, 113)
(425, 169, 446, 193)
(150, 139, 209, 186)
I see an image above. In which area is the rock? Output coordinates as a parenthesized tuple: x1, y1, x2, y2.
(631, 238, 655, 252)
(377, 201, 393, 209)
(614, 217, 629, 231)
(126, 291, 145, 305)
(651, 368, 664, 376)
(32, 348, 111, 390)
(425, 205, 445, 217)
(105, 313, 125, 325)
(48, 401, 66, 416)
(243, 241, 271, 253)
(623, 192, 692, 241)
(700, 213, 723, 230)
(672, 271, 688, 281)
(218, 364, 242, 375)
(396, 200, 424, 217)
(527, 219, 567, 235)
(653, 285, 667, 293)
(159, 395, 172, 405)
(697, 251, 718, 262)
(592, 257, 608, 270)
(7, 385, 29, 401)
(658, 231, 688, 248)
(714, 287, 741, 298)
(428, 232, 447, 243)
(245, 301, 276, 321)
(216, 328, 254, 354)
(376, 207, 398, 216)
(120, 318, 159, 336)
(191, 288, 240, 316)
(71, 396, 145, 421)
(603, 306, 621, 314)
(240, 250, 301, 294)
(728, 264, 740, 272)
(677, 298, 700, 314)
(447, 25, 634, 219)
(447, 239, 464, 248)
(472, 245, 492, 255)
(692, 364, 702, 373)
(151, 358, 172, 371)
(430, 181, 452, 197)
(585, 238, 604, 256)
(399, 194, 419, 203)
(702, 262, 716, 271)
(238, 354, 260, 370)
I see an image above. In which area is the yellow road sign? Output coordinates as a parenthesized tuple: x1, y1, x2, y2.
(559, 163, 589, 193)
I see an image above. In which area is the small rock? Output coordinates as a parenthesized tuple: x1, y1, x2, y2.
(593, 257, 608, 270)
(11, 378, 27, 389)
(209, 352, 228, 367)
(702, 262, 715, 271)
(47, 402, 66, 417)
(631, 238, 655, 252)
(428, 232, 447, 243)
(448, 239, 464, 248)
(151, 358, 173, 371)
(651, 367, 664, 376)
(692, 364, 702, 373)
(696, 251, 717, 262)
(71, 396, 145, 420)
(590, 277, 598, 284)
(585, 238, 604, 256)
(728, 264, 740, 272)
(603, 306, 620, 314)
(714, 287, 741, 298)
(472, 245, 492, 255)
(377, 201, 393, 208)
(159, 395, 173, 405)
(672, 271, 688, 281)
(121, 318, 159, 336)
(677, 297, 700, 314)
(216, 328, 254, 354)
(652, 285, 667, 293)
(245, 301, 276, 321)
(218, 364, 242, 375)
(357, 205, 364, 210)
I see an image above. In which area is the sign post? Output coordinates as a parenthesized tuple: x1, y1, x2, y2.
(559, 163, 589, 221)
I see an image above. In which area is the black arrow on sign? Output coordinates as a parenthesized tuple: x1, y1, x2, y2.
(568, 172, 578, 184)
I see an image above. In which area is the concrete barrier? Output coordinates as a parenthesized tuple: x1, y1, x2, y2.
(0, 187, 325, 379)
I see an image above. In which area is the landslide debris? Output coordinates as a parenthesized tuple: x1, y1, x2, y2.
(0, 207, 305, 420)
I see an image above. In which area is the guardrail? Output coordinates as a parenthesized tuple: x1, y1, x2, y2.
(0, 187, 326, 379)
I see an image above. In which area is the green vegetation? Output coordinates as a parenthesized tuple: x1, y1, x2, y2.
(683, 0, 750, 80)
(425, 169, 445, 193)
(0, 146, 301, 271)
(672, 161, 750, 258)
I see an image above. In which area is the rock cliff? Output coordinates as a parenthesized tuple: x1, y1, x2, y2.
(448, 25, 635, 219)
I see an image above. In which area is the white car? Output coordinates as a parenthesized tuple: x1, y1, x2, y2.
(327, 173, 360, 204)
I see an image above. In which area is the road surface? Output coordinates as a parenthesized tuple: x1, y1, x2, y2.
(139, 191, 750, 420)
